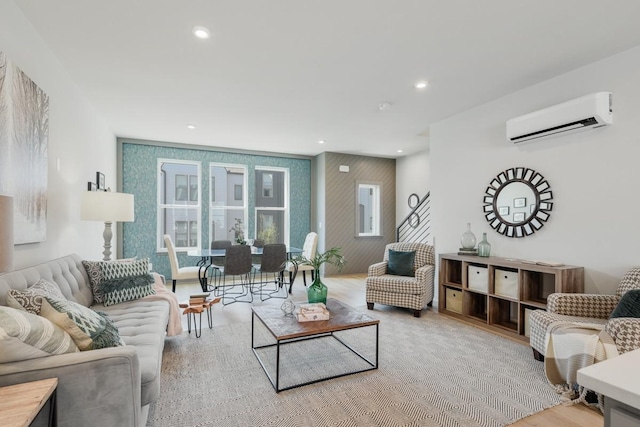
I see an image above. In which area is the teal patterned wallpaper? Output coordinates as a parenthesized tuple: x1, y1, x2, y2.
(120, 141, 312, 279)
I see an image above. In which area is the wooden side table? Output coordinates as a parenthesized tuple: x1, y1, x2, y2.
(0, 377, 58, 426)
(179, 297, 221, 337)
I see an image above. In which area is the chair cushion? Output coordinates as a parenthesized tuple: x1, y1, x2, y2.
(366, 275, 425, 294)
(610, 289, 640, 319)
(387, 250, 415, 277)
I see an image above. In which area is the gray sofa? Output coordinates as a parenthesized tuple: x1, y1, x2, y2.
(0, 254, 170, 427)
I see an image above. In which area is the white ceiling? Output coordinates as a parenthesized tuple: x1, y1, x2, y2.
(14, 0, 640, 158)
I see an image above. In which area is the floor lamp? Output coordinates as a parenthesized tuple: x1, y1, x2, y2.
(81, 191, 135, 261)
(0, 195, 14, 273)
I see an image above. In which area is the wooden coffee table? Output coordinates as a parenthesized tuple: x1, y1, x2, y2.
(251, 298, 379, 392)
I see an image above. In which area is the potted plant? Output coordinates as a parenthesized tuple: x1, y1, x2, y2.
(229, 218, 246, 244)
(292, 247, 347, 304)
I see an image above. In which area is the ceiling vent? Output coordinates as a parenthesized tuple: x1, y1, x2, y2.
(506, 92, 612, 143)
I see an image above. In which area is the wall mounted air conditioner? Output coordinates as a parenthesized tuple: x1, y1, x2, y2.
(506, 92, 612, 143)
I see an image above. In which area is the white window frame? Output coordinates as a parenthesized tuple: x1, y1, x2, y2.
(356, 181, 382, 237)
(209, 162, 248, 246)
(254, 166, 289, 246)
(157, 159, 201, 252)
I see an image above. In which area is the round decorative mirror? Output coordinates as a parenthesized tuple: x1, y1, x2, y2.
(482, 167, 553, 237)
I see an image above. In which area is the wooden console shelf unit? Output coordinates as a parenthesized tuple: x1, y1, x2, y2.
(438, 253, 584, 343)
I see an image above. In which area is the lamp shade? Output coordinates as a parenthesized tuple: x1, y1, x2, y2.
(81, 191, 135, 222)
(0, 195, 14, 273)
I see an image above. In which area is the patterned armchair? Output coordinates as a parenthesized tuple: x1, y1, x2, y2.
(529, 267, 640, 360)
(366, 242, 435, 317)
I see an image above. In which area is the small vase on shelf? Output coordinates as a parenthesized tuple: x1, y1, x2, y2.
(460, 223, 477, 250)
(478, 233, 491, 257)
(307, 269, 328, 304)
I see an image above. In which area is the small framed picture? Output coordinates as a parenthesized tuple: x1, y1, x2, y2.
(513, 197, 526, 208)
(87, 181, 97, 191)
(96, 172, 105, 190)
(498, 206, 510, 216)
(513, 212, 526, 222)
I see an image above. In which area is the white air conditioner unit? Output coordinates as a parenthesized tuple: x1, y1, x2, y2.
(506, 92, 612, 143)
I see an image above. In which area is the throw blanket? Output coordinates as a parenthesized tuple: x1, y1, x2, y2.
(544, 321, 618, 404)
(143, 273, 183, 336)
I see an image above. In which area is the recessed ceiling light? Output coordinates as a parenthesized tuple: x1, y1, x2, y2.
(378, 102, 391, 111)
(187, 124, 196, 130)
(397, 149, 404, 153)
(318, 140, 325, 144)
(192, 26, 211, 39)
(414, 80, 428, 89)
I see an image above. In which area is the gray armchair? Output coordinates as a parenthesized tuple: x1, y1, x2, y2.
(366, 242, 435, 317)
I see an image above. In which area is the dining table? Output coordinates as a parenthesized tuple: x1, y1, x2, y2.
(187, 246, 303, 292)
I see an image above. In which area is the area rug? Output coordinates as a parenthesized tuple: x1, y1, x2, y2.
(147, 307, 560, 427)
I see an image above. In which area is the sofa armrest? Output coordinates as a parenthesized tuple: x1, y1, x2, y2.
(547, 293, 620, 318)
(415, 264, 435, 286)
(0, 346, 142, 427)
(606, 317, 640, 354)
(368, 261, 387, 277)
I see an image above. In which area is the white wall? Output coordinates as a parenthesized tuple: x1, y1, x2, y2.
(0, 2, 116, 268)
(431, 44, 640, 297)
(396, 149, 430, 225)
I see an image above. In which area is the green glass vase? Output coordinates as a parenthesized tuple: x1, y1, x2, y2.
(307, 269, 328, 304)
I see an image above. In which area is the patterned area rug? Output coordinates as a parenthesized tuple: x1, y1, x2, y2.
(148, 307, 560, 426)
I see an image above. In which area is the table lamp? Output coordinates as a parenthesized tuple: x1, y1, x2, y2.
(81, 190, 134, 261)
(0, 195, 14, 273)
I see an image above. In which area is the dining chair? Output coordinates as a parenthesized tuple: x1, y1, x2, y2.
(253, 243, 287, 301)
(209, 240, 232, 287)
(164, 234, 200, 292)
(218, 244, 253, 305)
(286, 232, 318, 293)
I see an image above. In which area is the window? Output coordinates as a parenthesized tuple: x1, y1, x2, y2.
(209, 163, 247, 244)
(356, 182, 381, 236)
(262, 173, 273, 198)
(255, 167, 288, 245)
(158, 160, 201, 250)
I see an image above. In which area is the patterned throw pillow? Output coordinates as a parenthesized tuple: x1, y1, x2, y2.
(6, 279, 67, 315)
(0, 305, 78, 363)
(101, 273, 156, 306)
(39, 296, 123, 351)
(100, 258, 149, 280)
(82, 257, 138, 304)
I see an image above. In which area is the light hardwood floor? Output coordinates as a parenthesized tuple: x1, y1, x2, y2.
(169, 273, 603, 427)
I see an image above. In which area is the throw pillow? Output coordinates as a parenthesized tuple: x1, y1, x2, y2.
(6, 279, 67, 315)
(0, 305, 78, 363)
(100, 258, 149, 281)
(82, 257, 139, 304)
(387, 249, 416, 277)
(39, 296, 123, 351)
(610, 289, 640, 318)
(100, 273, 156, 306)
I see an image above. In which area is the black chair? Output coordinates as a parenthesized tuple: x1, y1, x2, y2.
(208, 240, 232, 288)
(252, 244, 287, 301)
(218, 244, 253, 305)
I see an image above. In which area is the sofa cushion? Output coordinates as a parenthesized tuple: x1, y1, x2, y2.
(5, 278, 66, 314)
(387, 249, 415, 277)
(82, 257, 139, 304)
(39, 296, 123, 351)
(100, 273, 156, 306)
(97, 298, 170, 405)
(610, 289, 640, 319)
(0, 305, 78, 363)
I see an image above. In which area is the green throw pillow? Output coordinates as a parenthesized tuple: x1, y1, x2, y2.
(100, 273, 156, 306)
(39, 296, 123, 351)
(0, 306, 79, 363)
(610, 289, 640, 318)
(83, 257, 141, 304)
(387, 249, 416, 277)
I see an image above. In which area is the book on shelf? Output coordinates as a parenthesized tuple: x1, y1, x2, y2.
(189, 297, 205, 305)
(521, 259, 565, 267)
(458, 249, 478, 256)
(296, 303, 330, 322)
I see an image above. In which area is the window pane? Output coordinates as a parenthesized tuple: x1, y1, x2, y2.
(189, 175, 198, 202)
(255, 170, 284, 207)
(257, 210, 284, 244)
(210, 165, 244, 207)
(175, 175, 187, 201)
(210, 208, 245, 243)
(160, 162, 199, 206)
(161, 207, 199, 248)
(357, 183, 380, 236)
